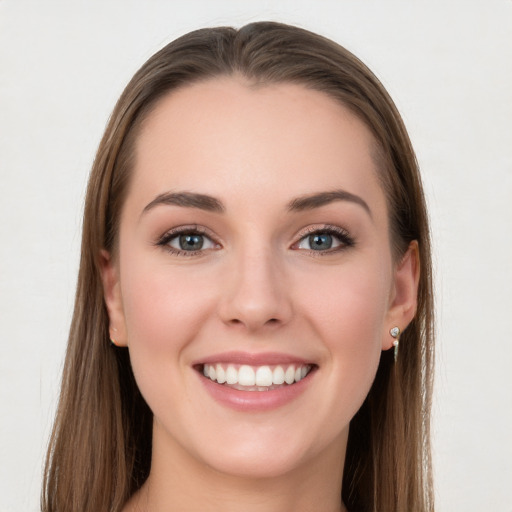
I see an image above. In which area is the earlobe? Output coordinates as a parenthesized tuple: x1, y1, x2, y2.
(383, 241, 420, 350)
(99, 249, 128, 347)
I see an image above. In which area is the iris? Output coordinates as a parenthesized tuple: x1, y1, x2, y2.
(180, 234, 204, 250)
(309, 233, 333, 250)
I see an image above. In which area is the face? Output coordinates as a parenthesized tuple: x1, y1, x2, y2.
(102, 78, 418, 480)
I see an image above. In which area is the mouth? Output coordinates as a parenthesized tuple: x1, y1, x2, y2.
(193, 352, 318, 411)
(196, 362, 316, 392)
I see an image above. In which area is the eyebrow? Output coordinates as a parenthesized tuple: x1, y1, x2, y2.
(287, 189, 372, 217)
(141, 188, 371, 218)
(141, 191, 225, 216)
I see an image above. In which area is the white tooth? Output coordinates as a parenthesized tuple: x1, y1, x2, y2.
(300, 366, 308, 379)
(295, 367, 302, 382)
(285, 366, 295, 385)
(238, 365, 256, 386)
(272, 366, 285, 385)
(208, 365, 216, 381)
(216, 364, 226, 384)
(255, 366, 273, 386)
(226, 365, 237, 385)
(203, 364, 209, 377)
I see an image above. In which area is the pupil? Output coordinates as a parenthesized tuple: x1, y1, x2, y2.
(310, 233, 332, 250)
(180, 234, 203, 250)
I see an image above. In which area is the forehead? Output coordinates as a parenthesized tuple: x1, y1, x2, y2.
(129, 78, 385, 215)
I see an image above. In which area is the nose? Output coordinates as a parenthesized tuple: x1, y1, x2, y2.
(217, 247, 293, 332)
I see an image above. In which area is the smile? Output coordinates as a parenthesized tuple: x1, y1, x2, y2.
(194, 352, 317, 411)
(202, 363, 313, 391)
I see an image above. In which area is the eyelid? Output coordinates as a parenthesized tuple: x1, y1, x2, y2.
(291, 224, 354, 252)
(156, 224, 216, 242)
(155, 224, 222, 256)
(154, 223, 354, 256)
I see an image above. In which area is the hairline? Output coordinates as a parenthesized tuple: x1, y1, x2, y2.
(110, 73, 397, 257)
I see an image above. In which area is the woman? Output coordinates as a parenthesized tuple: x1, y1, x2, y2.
(42, 21, 434, 512)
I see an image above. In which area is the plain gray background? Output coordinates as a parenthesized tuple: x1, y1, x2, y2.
(1, 1, 511, 510)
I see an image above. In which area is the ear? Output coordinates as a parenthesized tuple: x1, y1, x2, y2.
(99, 249, 128, 347)
(382, 241, 420, 350)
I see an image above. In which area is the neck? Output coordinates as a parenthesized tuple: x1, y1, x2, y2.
(125, 423, 349, 512)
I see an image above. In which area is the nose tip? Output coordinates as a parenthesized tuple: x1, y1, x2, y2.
(217, 253, 292, 332)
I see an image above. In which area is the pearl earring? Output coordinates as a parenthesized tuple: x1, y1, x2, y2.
(390, 326, 401, 362)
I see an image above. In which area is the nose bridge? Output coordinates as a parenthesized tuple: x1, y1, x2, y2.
(219, 241, 292, 330)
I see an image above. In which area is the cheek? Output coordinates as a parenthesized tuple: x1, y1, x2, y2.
(125, 282, 195, 340)
(120, 244, 216, 342)
(118, 257, 222, 426)
(296, 259, 390, 396)
(118, 249, 219, 385)
(299, 259, 390, 341)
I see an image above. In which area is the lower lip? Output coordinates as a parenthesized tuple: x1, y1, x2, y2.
(198, 371, 315, 412)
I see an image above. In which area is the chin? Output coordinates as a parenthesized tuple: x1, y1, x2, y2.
(190, 423, 342, 481)
(204, 446, 309, 480)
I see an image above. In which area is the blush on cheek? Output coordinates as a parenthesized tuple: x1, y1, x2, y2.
(121, 259, 202, 346)
(304, 270, 386, 339)
(303, 268, 385, 393)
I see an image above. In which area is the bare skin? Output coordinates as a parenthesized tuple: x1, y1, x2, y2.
(101, 78, 419, 512)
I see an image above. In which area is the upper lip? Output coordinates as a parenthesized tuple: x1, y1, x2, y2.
(193, 351, 314, 367)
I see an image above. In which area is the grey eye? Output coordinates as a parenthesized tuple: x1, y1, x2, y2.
(168, 233, 216, 251)
(308, 233, 333, 250)
(179, 234, 203, 250)
(297, 232, 343, 251)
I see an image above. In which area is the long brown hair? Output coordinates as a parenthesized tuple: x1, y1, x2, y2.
(42, 21, 434, 512)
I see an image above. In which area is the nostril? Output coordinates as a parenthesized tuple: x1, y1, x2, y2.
(226, 317, 280, 329)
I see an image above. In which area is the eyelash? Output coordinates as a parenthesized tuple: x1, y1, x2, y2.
(155, 224, 355, 257)
(293, 225, 355, 256)
(155, 225, 218, 257)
